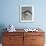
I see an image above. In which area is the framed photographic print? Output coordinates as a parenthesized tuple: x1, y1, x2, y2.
(20, 5, 34, 22)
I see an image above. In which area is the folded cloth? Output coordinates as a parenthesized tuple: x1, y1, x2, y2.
(7, 24, 16, 32)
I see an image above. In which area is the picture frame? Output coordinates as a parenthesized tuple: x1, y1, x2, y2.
(20, 5, 34, 22)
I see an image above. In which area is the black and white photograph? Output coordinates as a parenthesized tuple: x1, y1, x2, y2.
(20, 5, 34, 22)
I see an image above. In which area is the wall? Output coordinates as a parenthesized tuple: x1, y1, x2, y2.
(0, 0, 46, 43)
(0, 0, 46, 29)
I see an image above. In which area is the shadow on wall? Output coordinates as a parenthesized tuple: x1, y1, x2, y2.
(0, 24, 7, 43)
